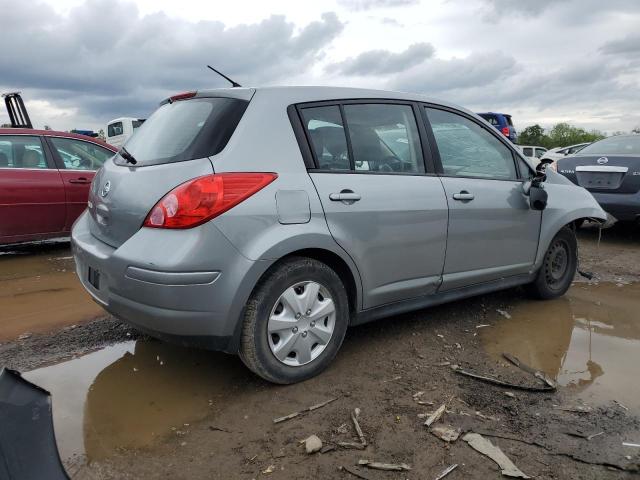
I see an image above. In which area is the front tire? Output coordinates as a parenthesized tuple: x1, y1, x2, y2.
(239, 257, 349, 384)
(527, 226, 577, 299)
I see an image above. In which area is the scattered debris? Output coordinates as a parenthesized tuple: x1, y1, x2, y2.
(463, 432, 530, 479)
(451, 363, 555, 392)
(357, 459, 411, 472)
(338, 408, 367, 449)
(614, 400, 629, 411)
(431, 426, 461, 443)
(262, 465, 275, 474)
(553, 405, 592, 414)
(208, 426, 230, 433)
(496, 309, 511, 319)
(17, 332, 32, 340)
(321, 445, 336, 454)
(577, 270, 594, 280)
(587, 431, 604, 440)
(273, 397, 338, 424)
(504, 392, 515, 398)
(475, 324, 491, 329)
(303, 435, 322, 454)
(336, 423, 350, 434)
(434, 464, 459, 480)
(424, 403, 447, 427)
(435, 361, 451, 367)
(502, 353, 556, 389)
(623, 442, 640, 448)
(338, 465, 371, 480)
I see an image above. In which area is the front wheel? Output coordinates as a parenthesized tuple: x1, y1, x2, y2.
(527, 226, 578, 299)
(239, 257, 349, 384)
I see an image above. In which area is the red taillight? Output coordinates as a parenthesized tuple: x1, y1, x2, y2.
(169, 91, 197, 102)
(501, 126, 510, 137)
(144, 173, 277, 229)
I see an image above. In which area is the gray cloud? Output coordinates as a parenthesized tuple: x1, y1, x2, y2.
(601, 33, 640, 56)
(477, 0, 566, 19)
(0, 0, 343, 125)
(338, 0, 418, 11)
(327, 43, 434, 75)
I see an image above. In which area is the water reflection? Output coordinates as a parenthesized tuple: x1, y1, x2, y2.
(25, 340, 256, 461)
(481, 283, 640, 412)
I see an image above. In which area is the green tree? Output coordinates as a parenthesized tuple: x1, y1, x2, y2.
(546, 123, 605, 148)
(518, 124, 546, 146)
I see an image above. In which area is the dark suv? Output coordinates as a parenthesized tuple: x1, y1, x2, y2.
(477, 112, 517, 143)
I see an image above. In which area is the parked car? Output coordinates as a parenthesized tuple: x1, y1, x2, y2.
(542, 142, 590, 170)
(72, 87, 605, 384)
(518, 145, 547, 164)
(106, 117, 146, 147)
(0, 129, 117, 245)
(477, 112, 517, 143)
(556, 135, 640, 222)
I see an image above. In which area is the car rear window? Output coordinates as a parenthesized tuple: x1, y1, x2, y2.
(479, 114, 499, 126)
(116, 97, 248, 166)
(578, 136, 640, 156)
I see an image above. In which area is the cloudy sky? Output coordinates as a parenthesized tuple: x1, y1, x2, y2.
(1, 0, 639, 133)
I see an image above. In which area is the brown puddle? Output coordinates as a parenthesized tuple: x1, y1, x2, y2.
(0, 246, 104, 341)
(24, 340, 254, 462)
(481, 283, 640, 414)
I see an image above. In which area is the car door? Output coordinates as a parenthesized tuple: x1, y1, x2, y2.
(423, 106, 541, 291)
(299, 101, 448, 309)
(0, 135, 66, 243)
(45, 136, 115, 230)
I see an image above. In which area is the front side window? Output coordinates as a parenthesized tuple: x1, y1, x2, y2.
(534, 148, 547, 158)
(300, 105, 350, 171)
(343, 104, 424, 173)
(50, 137, 114, 170)
(0, 136, 48, 169)
(522, 147, 533, 157)
(108, 122, 123, 137)
(426, 108, 517, 180)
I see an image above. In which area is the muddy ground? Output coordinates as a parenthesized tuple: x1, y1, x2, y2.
(1, 224, 639, 479)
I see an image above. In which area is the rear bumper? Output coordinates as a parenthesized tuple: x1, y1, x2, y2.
(590, 191, 640, 222)
(71, 211, 265, 352)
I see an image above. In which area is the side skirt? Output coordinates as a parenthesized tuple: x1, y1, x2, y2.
(353, 273, 536, 326)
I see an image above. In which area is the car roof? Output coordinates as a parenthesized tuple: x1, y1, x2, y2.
(189, 86, 479, 118)
(0, 128, 117, 151)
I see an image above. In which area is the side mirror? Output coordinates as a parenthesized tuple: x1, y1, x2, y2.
(529, 186, 548, 211)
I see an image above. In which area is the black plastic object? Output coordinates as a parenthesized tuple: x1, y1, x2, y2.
(529, 186, 548, 211)
(0, 368, 69, 480)
(2, 92, 33, 129)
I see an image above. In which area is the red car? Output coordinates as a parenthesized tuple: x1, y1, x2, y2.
(0, 129, 117, 245)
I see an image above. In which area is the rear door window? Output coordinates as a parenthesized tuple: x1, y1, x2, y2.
(425, 108, 517, 180)
(49, 137, 114, 170)
(118, 97, 248, 166)
(0, 136, 48, 169)
(343, 104, 424, 173)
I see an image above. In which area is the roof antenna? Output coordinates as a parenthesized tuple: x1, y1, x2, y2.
(206, 65, 242, 88)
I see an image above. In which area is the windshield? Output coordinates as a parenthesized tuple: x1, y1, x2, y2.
(117, 97, 248, 166)
(578, 136, 640, 156)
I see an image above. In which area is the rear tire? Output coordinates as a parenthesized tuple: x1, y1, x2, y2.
(239, 257, 349, 384)
(527, 226, 577, 300)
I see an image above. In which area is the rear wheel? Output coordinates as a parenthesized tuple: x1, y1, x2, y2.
(527, 226, 577, 299)
(239, 257, 349, 384)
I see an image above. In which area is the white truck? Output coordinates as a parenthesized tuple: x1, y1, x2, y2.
(106, 117, 145, 148)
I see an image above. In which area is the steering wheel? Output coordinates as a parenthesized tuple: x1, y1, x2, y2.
(377, 155, 404, 172)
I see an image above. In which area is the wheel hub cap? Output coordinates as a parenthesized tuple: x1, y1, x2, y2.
(267, 281, 336, 367)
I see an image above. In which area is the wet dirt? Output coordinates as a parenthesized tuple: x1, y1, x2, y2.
(0, 243, 105, 341)
(1, 224, 639, 479)
(482, 283, 640, 415)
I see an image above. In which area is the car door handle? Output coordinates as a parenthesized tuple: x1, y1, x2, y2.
(452, 191, 474, 201)
(69, 177, 91, 184)
(329, 190, 361, 202)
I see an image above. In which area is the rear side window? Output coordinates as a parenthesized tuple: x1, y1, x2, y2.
(118, 97, 248, 166)
(49, 137, 114, 170)
(0, 136, 48, 169)
(107, 122, 123, 137)
(426, 108, 517, 180)
(505, 115, 513, 127)
(300, 106, 350, 171)
(300, 103, 425, 174)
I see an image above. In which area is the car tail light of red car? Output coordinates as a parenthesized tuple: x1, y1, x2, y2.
(144, 173, 277, 229)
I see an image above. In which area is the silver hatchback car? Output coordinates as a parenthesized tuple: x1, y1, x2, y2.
(72, 86, 606, 383)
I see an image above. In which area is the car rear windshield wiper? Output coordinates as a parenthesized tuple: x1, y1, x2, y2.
(119, 146, 137, 165)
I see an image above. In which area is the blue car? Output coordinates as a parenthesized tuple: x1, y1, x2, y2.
(477, 112, 517, 143)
